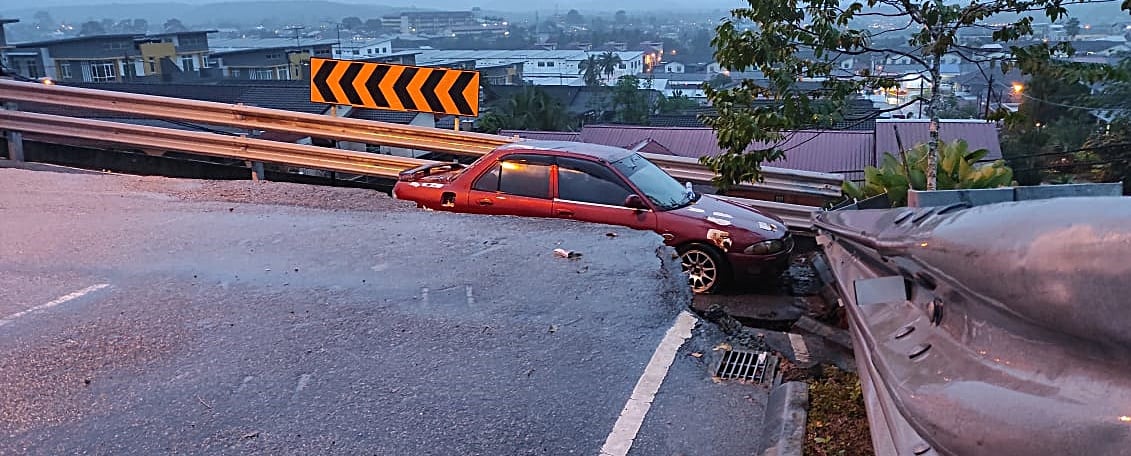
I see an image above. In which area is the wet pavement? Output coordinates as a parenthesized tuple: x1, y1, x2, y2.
(0, 166, 778, 455)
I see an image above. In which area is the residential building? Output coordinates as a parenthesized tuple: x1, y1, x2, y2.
(414, 50, 645, 86)
(7, 31, 215, 83)
(207, 38, 335, 80)
(663, 61, 686, 73)
(332, 37, 394, 60)
(381, 11, 479, 35)
(0, 18, 18, 75)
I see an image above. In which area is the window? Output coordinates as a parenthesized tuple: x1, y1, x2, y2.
(537, 61, 545, 67)
(618, 63, 626, 69)
(472, 155, 552, 198)
(612, 153, 690, 210)
(59, 63, 72, 79)
(180, 55, 195, 72)
(547, 61, 555, 67)
(557, 157, 634, 206)
(352, 49, 360, 55)
(91, 60, 116, 82)
(252, 68, 274, 80)
(23, 61, 42, 79)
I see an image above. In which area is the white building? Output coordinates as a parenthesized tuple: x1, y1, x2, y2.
(413, 49, 645, 86)
(332, 37, 394, 60)
(663, 61, 685, 73)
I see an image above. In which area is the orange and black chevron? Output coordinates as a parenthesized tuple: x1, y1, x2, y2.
(310, 58, 480, 117)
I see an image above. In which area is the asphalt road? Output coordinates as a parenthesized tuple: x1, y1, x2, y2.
(0, 165, 769, 455)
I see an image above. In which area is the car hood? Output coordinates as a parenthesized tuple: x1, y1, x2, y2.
(670, 194, 789, 235)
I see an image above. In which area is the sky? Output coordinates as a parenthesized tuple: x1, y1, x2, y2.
(27, 0, 743, 12)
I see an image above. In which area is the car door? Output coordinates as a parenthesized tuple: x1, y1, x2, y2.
(552, 156, 658, 231)
(465, 154, 554, 218)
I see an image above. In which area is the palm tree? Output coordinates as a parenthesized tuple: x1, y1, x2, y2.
(578, 55, 602, 86)
(597, 51, 623, 84)
(477, 87, 573, 133)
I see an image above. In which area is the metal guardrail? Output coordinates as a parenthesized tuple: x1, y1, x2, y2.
(641, 153, 844, 200)
(0, 110, 430, 178)
(0, 79, 844, 228)
(713, 195, 819, 232)
(0, 79, 511, 157)
(813, 197, 1131, 456)
(0, 79, 844, 201)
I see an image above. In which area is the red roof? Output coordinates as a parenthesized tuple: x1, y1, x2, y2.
(873, 120, 1002, 161)
(499, 121, 1001, 181)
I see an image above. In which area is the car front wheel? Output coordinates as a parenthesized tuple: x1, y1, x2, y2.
(678, 243, 728, 294)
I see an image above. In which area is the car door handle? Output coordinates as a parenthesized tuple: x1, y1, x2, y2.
(477, 198, 493, 206)
(557, 209, 574, 217)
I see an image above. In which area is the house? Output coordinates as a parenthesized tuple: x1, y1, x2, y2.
(207, 38, 335, 81)
(0, 18, 19, 74)
(663, 61, 685, 73)
(413, 49, 645, 86)
(333, 37, 394, 60)
(7, 31, 216, 83)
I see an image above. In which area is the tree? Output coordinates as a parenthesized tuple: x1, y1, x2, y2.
(578, 55, 602, 86)
(565, 9, 585, 26)
(1065, 18, 1081, 40)
(704, 0, 1124, 190)
(364, 18, 384, 33)
(610, 75, 653, 124)
(163, 18, 187, 33)
(341, 16, 363, 31)
(657, 91, 700, 114)
(477, 87, 574, 133)
(78, 21, 106, 36)
(614, 10, 628, 24)
(597, 51, 622, 83)
(707, 73, 732, 89)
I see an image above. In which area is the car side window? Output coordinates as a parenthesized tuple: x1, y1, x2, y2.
(472, 155, 551, 199)
(556, 157, 634, 206)
(472, 164, 501, 192)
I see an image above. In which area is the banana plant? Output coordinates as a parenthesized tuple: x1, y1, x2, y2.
(843, 139, 1016, 207)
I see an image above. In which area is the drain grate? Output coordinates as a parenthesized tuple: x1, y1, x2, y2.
(715, 349, 778, 383)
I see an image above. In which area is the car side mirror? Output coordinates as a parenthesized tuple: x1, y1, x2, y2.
(624, 194, 648, 210)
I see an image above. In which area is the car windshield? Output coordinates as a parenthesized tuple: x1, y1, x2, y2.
(612, 153, 697, 211)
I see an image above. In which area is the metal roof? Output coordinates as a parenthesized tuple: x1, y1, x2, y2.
(414, 49, 644, 65)
(209, 38, 338, 52)
(498, 130, 582, 141)
(497, 140, 635, 162)
(873, 120, 1002, 161)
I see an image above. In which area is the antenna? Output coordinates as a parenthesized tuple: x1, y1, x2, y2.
(285, 25, 304, 46)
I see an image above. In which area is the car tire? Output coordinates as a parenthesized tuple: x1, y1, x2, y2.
(677, 243, 729, 294)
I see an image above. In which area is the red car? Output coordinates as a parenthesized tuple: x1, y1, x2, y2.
(392, 141, 794, 293)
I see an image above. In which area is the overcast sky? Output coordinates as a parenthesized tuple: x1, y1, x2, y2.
(27, 0, 741, 12)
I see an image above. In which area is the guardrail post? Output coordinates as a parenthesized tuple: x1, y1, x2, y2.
(3, 102, 24, 162)
(248, 161, 266, 182)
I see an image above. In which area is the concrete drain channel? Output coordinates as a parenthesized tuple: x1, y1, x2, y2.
(714, 348, 780, 384)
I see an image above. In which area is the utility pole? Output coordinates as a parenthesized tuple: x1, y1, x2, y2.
(983, 72, 994, 118)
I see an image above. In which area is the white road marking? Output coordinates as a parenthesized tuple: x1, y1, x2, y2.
(0, 283, 109, 327)
(789, 333, 811, 364)
(600, 310, 697, 456)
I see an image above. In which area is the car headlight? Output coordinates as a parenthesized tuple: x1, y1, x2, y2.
(744, 239, 785, 255)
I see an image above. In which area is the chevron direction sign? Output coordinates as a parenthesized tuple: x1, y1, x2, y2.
(309, 58, 480, 117)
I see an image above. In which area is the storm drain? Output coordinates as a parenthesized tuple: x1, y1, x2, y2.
(715, 349, 779, 383)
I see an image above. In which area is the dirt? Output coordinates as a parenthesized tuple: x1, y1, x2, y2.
(803, 365, 873, 456)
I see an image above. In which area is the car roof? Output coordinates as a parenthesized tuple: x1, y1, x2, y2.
(494, 140, 635, 163)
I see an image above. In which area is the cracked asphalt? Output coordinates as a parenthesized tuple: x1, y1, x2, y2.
(0, 165, 769, 455)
